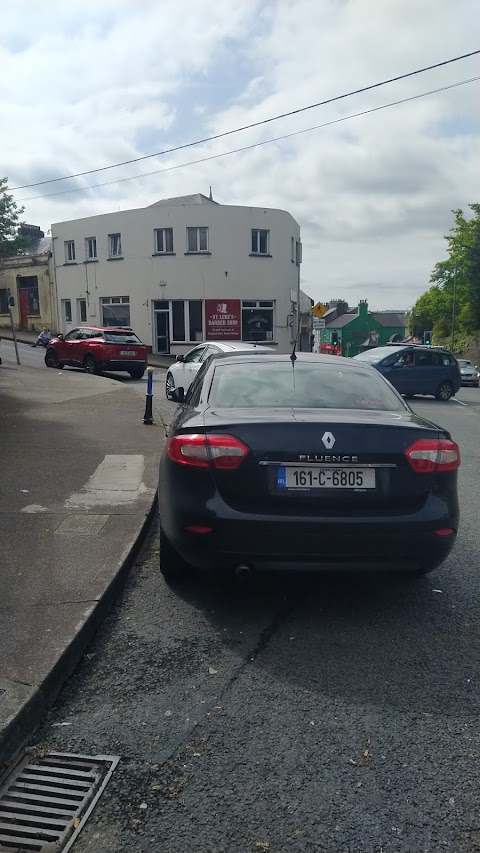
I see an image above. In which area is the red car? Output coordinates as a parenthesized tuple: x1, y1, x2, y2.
(45, 326, 148, 379)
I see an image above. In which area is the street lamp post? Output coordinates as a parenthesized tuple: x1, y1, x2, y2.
(451, 263, 457, 353)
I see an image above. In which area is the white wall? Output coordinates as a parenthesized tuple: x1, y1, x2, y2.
(52, 200, 305, 353)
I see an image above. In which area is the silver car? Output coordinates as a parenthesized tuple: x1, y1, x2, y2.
(458, 359, 479, 388)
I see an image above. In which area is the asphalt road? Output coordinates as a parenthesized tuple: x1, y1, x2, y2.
(14, 344, 480, 852)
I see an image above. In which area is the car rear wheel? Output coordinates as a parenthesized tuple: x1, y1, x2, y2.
(45, 349, 63, 369)
(160, 526, 191, 582)
(165, 372, 175, 396)
(435, 381, 453, 401)
(84, 354, 101, 375)
(129, 367, 145, 380)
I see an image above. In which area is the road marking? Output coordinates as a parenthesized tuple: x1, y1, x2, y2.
(65, 454, 153, 508)
(453, 398, 468, 407)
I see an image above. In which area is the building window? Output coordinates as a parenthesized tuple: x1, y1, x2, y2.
(18, 276, 40, 315)
(65, 240, 76, 263)
(85, 237, 97, 260)
(172, 300, 185, 342)
(77, 298, 87, 323)
(189, 300, 203, 341)
(62, 299, 72, 324)
(186, 227, 208, 253)
(251, 229, 270, 255)
(242, 300, 274, 342)
(108, 233, 123, 257)
(0, 288, 8, 314)
(100, 296, 130, 326)
(291, 236, 295, 262)
(154, 228, 174, 254)
(171, 300, 204, 342)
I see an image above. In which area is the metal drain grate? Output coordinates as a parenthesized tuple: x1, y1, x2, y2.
(0, 751, 119, 852)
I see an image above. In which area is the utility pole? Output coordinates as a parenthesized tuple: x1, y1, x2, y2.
(295, 239, 302, 350)
(451, 263, 457, 353)
(7, 288, 20, 365)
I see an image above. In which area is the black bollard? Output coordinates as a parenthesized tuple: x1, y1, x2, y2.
(143, 367, 154, 424)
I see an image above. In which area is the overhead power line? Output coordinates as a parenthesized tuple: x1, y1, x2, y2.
(16, 75, 480, 203)
(9, 48, 480, 192)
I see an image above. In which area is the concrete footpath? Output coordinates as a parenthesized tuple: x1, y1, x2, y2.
(0, 359, 166, 771)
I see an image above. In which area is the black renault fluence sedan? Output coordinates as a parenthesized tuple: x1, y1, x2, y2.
(158, 353, 460, 580)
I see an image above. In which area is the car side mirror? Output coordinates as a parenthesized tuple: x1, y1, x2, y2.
(167, 387, 185, 404)
(57, 334, 64, 341)
(175, 354, 184, 362)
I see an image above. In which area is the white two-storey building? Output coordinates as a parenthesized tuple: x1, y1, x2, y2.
(51, 193, 312, 355)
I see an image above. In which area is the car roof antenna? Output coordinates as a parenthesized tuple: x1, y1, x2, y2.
(290, 313, 300, 363)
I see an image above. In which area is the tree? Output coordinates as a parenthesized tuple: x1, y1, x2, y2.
(411, 204, 480, 340)
(0, 177, 30, 262)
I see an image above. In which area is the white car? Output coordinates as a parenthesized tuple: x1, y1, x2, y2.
(165, 341, 271, 397)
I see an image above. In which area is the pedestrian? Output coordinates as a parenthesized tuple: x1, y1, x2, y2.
(31, 327, 52, 348)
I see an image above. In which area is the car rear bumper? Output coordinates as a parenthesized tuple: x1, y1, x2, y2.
(161, 499, 459, 574)
(101, 359, 147, 372)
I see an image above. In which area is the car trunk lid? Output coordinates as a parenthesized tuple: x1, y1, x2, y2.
(202, 407, 444, 515)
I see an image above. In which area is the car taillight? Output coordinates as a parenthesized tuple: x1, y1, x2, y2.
(404, 438, 460, 473)
(167, 434, 249, 470)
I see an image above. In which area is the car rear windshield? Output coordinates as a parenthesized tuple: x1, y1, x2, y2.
(103, 331, 141, 344)
(209, 361, 406, 411)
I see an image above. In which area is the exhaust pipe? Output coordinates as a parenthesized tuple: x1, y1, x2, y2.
(235, 564, 252, 580)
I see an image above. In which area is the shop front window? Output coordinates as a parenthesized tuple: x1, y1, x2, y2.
(241, 300, 274, 341)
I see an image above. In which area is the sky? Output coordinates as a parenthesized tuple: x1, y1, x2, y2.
(1, 0, 479, 310)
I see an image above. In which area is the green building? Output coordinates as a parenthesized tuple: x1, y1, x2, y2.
(319, 300, 407, 357)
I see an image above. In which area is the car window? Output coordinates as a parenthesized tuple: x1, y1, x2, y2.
(458, 359, 473, 368)
(103, 331, 141, 344)
(380, 352, 403, 367)
(184, 346, 206, 363)
(415, 350, 441, 367)
(209, 362, 406, 411)
(64, 329, 82, 341)
(184, 361, 211, 406)
(395, 351, 414, 366)
(441, 353, 456, 366)
(201, 345, 220, 361)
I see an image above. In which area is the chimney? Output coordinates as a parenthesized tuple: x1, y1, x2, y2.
(209, 186, 213, 201)
(358, 299, 368, 318)
(19, 224, 45, 240)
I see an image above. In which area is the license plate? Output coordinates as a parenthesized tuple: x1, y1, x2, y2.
(277, 466, 375, 490)
(120, 350, 135, 356)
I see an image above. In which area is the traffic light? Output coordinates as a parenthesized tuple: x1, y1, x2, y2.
(423, 330, 432, 345)
(331, 331, 339, 346)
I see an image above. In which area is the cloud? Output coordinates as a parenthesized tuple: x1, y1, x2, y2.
(1, 0, 479, 308)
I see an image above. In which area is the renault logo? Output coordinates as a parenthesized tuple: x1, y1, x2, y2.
(321, 431, 335, 449)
